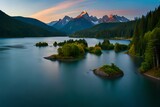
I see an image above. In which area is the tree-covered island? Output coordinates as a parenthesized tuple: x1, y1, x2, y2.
(35, 42, 48, 47)
(42, 39, 129, 61)
(96, 39, 128, 52)
(45, 39, 102, 61)
(93, 63, 124, 79)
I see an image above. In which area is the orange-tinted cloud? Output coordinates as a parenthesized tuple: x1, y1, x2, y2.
(30, 0, 84, 23)
(50, 10, 80, 21)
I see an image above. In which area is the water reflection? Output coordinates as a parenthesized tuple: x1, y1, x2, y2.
(0, 37, 159, 107)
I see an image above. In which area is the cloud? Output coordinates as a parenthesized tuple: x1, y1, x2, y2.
(50, 10, 80, 21)
(30, 0, 84, 22)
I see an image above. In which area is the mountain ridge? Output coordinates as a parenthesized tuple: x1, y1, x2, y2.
(48, 11, 130, 34)
(0, 10, 65, 38)
(48, 11, 129, 27)
(14, 16, 64, 35)
(61, 17, 94, 34)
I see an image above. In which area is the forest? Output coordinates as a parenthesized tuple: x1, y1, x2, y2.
(129, 6, 160, 72)
(71, 21, 136, 39)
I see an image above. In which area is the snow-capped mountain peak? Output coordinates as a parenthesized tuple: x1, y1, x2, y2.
(81, 10, 87, 15)
(48, 11, 130, 29)
(48, 15, 72, 29)
(76, 10, 89, 18)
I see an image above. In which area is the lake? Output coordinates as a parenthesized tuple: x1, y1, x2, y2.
(0, 37, 159, 107)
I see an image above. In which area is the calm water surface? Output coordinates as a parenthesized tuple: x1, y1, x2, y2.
(0, 37, 159, 107)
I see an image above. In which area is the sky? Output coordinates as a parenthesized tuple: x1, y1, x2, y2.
(0, 0, 159, 23)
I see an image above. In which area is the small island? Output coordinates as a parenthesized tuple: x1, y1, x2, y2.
(35, 42, 48, 47)
(45, 39, 104, 61)
(87, 46, 102, 55)
(96, 39, 128, 52)
(44, 43, 85, 61)
(45, 39, 87, 61)
(93, 63, 124, 79)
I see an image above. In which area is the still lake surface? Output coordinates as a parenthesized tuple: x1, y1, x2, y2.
(0, 37, 159, 107)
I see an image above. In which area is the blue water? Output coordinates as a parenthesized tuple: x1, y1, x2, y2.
(0, 37, 159, 107)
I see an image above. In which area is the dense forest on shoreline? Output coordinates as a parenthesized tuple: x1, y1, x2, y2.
(70, 21, 136, 39)
(129, 6, 160, 72)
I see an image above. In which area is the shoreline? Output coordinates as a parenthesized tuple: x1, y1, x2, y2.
(70, 36, 132, 40)
(126, 54, 160, 81)
(93, 66, 124, 79)
(143, 73, 160, 81)
(143, 68, 160, 81)
(44, 55, 85, 62)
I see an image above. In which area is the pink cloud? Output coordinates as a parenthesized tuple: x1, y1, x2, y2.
(30, 0, 84, 22)
(51, 10, 80, 21)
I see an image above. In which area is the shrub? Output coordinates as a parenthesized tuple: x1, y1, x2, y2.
(88, 46, 102, 55)
(140, 62, 151, 73)
(35, 42, 48, 47)
(53, 41, 58, 47)
(57, 43, 85, 57)
(114, 43, 128, 52)
(96, 39, 114, 50)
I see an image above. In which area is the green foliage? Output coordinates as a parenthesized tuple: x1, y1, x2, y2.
(35, 42, 48, 47)
(128, 44, 136, 55)
(57, 39, 88, 47)
(114, 43, 128, 52)
(58, 48, 63, 55)
(96, 40, 128, 52)
(130, 6, 160, 56)
(97, 39, 114, 50)
(57, 43, 85, 57)
(53, 41, 58, 47)
(88, 46, 102, 55)
(140, 62, 151, 73)
(139, 27, 160, 72)
(52, 39, 88, 60)
(140, 40, 154, 72)
(101, 39, 110, 49)
(100, 63, 123, 76)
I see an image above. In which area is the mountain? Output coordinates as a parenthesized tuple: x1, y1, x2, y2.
(99, 15, 129, 23)
(0, 10, 65, 38)
(61, 17, 94, 34)
(79, 12, 130, 24)
(48, 21, 58, 26)
(48, 11, 129, 34)
(71, 21, 136, 38)
(14, 16, 64, 35)
(76, 11, 99, 24)
(49, 11, 129, 26)
(50, 16, 72, 29)
(48, 11, 129, 29)
(90, 16, 99, 24)
(61, 11, 97, 34)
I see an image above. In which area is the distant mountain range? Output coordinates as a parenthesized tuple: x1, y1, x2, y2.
(0, 10, 130, 38)
(50, 16, 73, 30)
(0, 10, 64, 38)
(48, 11, 130, 34)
